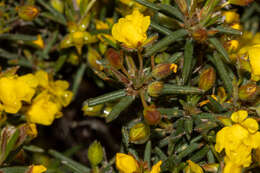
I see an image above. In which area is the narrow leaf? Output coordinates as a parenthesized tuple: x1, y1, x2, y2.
(83, 89, 126, 106)
(161, 84, 204, 95)
(208, 37, 230, 63)
(106, 96, 135, 122)
(182, 39, 194, 84)
(144, 141, 152, 168)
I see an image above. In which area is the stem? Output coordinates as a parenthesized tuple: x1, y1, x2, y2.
(137, 48, 144, 78)
(140, 89, 148, 108)
(151, 55, 155, 70)
(121, 65, 131, 79)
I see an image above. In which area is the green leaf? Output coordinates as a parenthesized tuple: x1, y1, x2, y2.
(154, 147, 167, 161)
(176, 143, 201, 161)
(209, 52, 233, 97)
(144, 29, 188, 57)
(207, 95, 226, 113)
(23, 145, 45, 153)
(83, 89, 126, 107)
(161, 84, 204, 95)
(134, 0, 183, 20)
(0, 167, 28, 173)
(182, 39, 194, 84)
(190, 145, 209, 162)
(0, 34, 37, 41)
(144, 141, 152, 169)
(72, 63, 87, 99)
(166, 52, 183, 63)
(150, 21, 173, 35)
(208, 37, 230, 63)
(122, 126, 129, 148)
(157, 108, 183, 119)
(4, 129, 20, 163)
(48, 149, 91, 173)
(106, 95, 135, 122)
(215, 26, 242, 35)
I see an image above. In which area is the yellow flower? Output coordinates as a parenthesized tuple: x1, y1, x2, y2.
(116, 153, 139, 173)
(30, 165, 47, 173)
(26, 123, 38, 138)
(26, 92, 61, 126)
(112, 9, 150, 49)
(35, 70, 73, 107)
(95, 19, 116, 44)
(0, 74, 38, 114)
(32, 35, 44, 49)
(150, 160, 162, 173)
(215, 110, 260, 171)
(248, 44, 260, 76)
(184, 160, 203, 173)
(231, 110, 248, 123)
(223, 157, 242, 173)
(223, 11, 239, 24)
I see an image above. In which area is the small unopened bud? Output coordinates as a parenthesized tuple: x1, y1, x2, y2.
(198, 67, 216, 91)
(201, 163, 219, 172)
(105, 48, 123, 69)
(102, 106, 112, 118)
(18, 5, 39, 21)
(87, 47, 104, 71)
(238, 83, 258, 101)
(192, 28, 208, 43)
(82, 104, 104, 116)
(50, 0, 64, 13)
(147, 81, 164, 97)
(129, 123, 150, 144)
(143, 105, 161, 125)
(152, 63, 172, 80)
(88, 141, 103, 167)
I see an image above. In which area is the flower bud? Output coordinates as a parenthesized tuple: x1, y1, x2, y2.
(147, 81, 164, 97)
(87, 140, 104, 167)
(129, 122, 150, 144)
(143, 105, 161, 125)
(87, 47, 104, 71)
(238, 83, 258, 101)
(82, 104, 104, 116)
(201, 163, 219, 172)
(228, 0, 254, 6)
(192, 28, 208, 43)
(198, 67, 216, 91)
(50, 0, 64, 13)
(105, 48, 123, 69)
(102, 106, 112, 118)
(18, 5, 39, 21)
(152, 63, 172, 80)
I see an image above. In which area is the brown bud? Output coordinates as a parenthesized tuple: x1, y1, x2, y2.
(129, 122, 150, 144)
(192, 28, 208, 43)
(18, 5, 39, 21)
(147, 81, 164, 97)
(238, 83, 258, 101)
(198, 67, 216, 91)
(152, 63, 172, 80)
(105, 48, 123, 69)
(143, 105, 161, 125)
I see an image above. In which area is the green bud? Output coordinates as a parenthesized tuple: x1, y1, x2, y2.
(18, 5, 39, 21)
(129, 123, 150, 144)
(87, 47, 104, 71)
(87, 141, 103, 167)
(82, 104, 104, 116)
(238, 83, 258, 101)
(50, 0, 64, 13)
(198, 67, 216, 91)
(147, 81, 164, 97)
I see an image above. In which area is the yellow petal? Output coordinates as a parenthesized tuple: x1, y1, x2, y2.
(231, 110, 248, 123)
(27, 92, 60, 126)
(35, 70, 49, 88)
(241, 118, 259, 133)
(150, 160, 162, 173)
(248, 45, 260, 76)
(115, 153, 139, 173)
(186, 160, 203, 173)
(31, 165, 47, 173)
